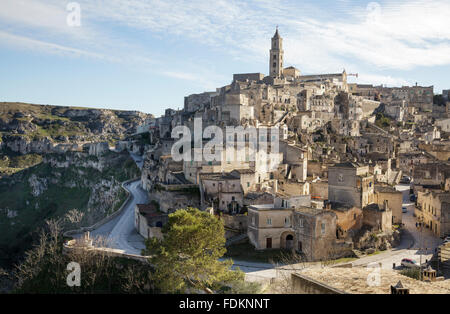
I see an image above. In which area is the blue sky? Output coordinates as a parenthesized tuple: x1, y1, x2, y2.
(1, 0, 450, 117)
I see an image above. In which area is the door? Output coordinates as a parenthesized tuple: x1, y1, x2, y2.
(298, 241, 302, 252)
(266, 238, 272, 249)
(286, 234, 294, 249)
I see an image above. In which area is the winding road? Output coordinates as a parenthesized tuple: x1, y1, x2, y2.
(88, 153, 147, 255)
(85, 154, 444, 279)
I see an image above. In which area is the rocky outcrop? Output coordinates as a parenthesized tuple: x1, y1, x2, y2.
(83, 142, 109, 156)
(3, 135, 54, 155)
(0, 102, 152, 155)
(28, 174, 48, 197)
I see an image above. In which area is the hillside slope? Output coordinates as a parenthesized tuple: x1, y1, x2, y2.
(0, 102, 152, 153)
(0, 150, 140, 268)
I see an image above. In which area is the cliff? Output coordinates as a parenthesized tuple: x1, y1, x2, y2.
(0, 102, 152, 154)
(0, 150, 140, 268)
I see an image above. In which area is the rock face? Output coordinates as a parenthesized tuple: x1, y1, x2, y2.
(0, 102, 152, 155)
(28, 174, 48, 197)
(0, 150, 141, 266)
(83, 142, 109, 156)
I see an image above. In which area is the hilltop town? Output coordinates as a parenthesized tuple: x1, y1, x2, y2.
(2, 29, 450, 294)
(119, 29, 450, 291)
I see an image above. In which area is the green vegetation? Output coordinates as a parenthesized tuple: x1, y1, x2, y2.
(0, 150, 43, 177)
(8, 220, 155, 293)
(375, 113, 392, 129)
(0, 151, 140, 268)
(400, 267, 421, 280)
(370, 233, 379, 241)
(143, 208, 256, 293)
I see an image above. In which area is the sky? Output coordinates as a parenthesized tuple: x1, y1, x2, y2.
(1, 0, 450, 117)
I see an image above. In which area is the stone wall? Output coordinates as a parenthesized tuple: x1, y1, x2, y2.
(291, 273, 345, 294)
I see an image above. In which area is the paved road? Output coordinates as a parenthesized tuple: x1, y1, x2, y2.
(105, 180, 147, 255)
(87, 179, 147, 255)
(349, 201, 441, 270)
(241, 200, 445, 281)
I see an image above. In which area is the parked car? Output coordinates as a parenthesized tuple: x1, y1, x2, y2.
(400, 176, 411, 184)
(402, 206, 407, 213)
(401, 258, 419, 268)
(410, 194, 416, 202)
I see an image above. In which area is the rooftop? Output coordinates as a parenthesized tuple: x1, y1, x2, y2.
(294, 206, 327, 216)
(136, 203, 161, 218)
(375, 186, 401, 193)
(200, 172, 238, 181)
(363, 203, 384, 212)
(328, 201, 355, 212)
(298, 267, 450, 294)
(331, 161, 364, 168)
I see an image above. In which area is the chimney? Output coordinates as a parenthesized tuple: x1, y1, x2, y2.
(391, 281, 409, 294)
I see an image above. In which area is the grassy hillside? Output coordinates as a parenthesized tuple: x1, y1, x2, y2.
(0, 150, 140, 268)
(0, 102, 150, 143)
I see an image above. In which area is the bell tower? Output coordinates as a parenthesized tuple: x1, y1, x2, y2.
(270, 27, 284, 78)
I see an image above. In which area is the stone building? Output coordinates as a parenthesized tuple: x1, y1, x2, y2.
(362, 202, 392, 232)
(247, 203, 346, 260)
(327, 202, 363, 239)
(200, 172, 243, 214)
(413, 162, 450, 189)
(247, 204, 294, 250)
(135, 203, 167, 240)
(270, 27, 284, 78)
(184, 91, 218, 113)
(416, 190, 450, 237)
(375, 186, 403, 224)
(328, 162, 374, 208)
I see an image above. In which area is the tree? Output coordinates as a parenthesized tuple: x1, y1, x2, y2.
(13, 219, 154, 293)
(143, 207, 244, 293)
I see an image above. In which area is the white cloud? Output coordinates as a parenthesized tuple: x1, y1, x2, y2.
(0, 0, 67, 30)
(1, 0, 449, 89)
(0, 30, 113, 60)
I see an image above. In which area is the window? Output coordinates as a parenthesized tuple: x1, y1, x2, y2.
(285, 217, 290, 225)
(299, 219, 304, 228)
(247, 182, 250, 187)
(267, 218, 272, 225)
(232, 196, 235, 201)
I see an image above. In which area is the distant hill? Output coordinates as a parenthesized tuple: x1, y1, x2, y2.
(0, 102, 152, 148)
(0, 102, 147, 268)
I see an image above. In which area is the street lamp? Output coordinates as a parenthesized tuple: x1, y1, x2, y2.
(417, 215, 424, 281)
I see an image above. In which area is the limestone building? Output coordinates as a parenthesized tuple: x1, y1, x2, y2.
(270, 27, 284, 78)
(328, 162, 374, 208)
